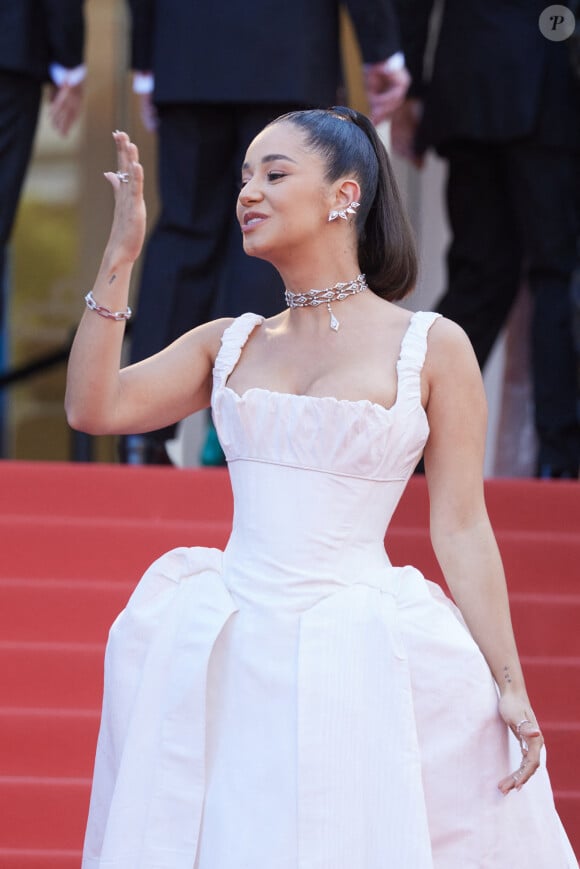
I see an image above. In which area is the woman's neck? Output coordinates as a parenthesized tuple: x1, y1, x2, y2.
(275, 256, 362, 296)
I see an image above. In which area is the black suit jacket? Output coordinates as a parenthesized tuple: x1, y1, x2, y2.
(0, 0, 84, 81)
(128, 0, 401, 106)
(397, 0, 580, 152)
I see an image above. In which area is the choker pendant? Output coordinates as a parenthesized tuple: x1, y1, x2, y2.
(327, 303, 340, 332)
(284, 274, 368, 331)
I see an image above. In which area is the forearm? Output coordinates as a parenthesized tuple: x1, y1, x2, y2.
(66, 132, 147, 433)
(431, 519, 529, 698)
(65, 253, 133, 434)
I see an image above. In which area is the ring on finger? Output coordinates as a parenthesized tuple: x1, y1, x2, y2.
(516, 718, 532, 737)
(115, 171, 130, 183)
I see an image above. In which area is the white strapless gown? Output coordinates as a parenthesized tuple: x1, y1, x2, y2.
(82, 312, 577, 869)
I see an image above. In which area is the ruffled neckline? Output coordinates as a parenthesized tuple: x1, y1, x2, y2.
(212, 310, 440, 415)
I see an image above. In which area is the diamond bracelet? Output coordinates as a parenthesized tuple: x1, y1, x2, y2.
(84, 290, 132, 321)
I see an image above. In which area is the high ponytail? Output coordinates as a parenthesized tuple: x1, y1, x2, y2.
(271, 106, 418, 301)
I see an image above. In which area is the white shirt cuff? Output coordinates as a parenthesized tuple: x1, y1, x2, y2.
(363, 52, 406, 73)
(49, 63, 86, 87)
(133, 72, 154, 94)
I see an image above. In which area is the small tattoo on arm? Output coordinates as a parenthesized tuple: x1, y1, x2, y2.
(503, 665, 512, 684)
(108, 274, 117, 285)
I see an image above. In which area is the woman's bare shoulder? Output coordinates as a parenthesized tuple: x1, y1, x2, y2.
(176, 317, 237, 362)
(420, 316, 484, 411)
(425, 315, 477, 370)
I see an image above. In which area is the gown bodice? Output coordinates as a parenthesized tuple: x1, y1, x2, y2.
(211, 311, 439, 606)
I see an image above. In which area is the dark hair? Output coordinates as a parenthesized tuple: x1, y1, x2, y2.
(270, 106, 417, 301)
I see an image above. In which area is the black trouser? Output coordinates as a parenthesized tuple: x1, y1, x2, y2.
(0, 71, 42, 455)
(437, 139, 580, 473)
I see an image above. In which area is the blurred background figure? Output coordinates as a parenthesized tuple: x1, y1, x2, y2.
(124, 0, 409, 464)
(392, 0, 580, 479)
(0, 0, 85, 456)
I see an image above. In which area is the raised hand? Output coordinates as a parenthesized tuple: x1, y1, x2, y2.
(103, 131, 147, 267)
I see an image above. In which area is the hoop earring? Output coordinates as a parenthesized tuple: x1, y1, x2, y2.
(328, 201, 360, 222)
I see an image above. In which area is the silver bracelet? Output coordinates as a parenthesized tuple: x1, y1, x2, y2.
(84, 290, 132, 321)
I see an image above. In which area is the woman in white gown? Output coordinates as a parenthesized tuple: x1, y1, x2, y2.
(66, 107, 577, 868)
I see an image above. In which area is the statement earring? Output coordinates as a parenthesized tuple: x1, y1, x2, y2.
(328, 201, 360, 222)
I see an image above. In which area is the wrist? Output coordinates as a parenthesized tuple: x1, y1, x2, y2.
(363, 52, 406, 74)
(99, 251, 135, 278)
(50, 63, 86, 88)
(497, 674, 528, 698)
(493, 659, 528, 697)
(133, 72, 154, 94)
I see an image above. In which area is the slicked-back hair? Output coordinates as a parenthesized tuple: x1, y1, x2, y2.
(271, 107, 418, 301)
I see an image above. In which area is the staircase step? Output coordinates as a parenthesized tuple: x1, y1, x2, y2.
(510, 594, 580, 657)
(0, 643, 104, 710)
(4, 463, 578, 534)
(0, 849, 81, 869)
(0, 777, 89, 851)
(3, 517, 576, 593)
(393, 476, 580, 534)
(482, 479, 580, 534)
(0, 709, 99, 778)
(0, 579, 132, 643)
(0, 516, 231, 580)
(0, 461, 233, 522)
(387, 529, 580, 594)
(543, 724, 580, 792)
(522, 657, 580, 722)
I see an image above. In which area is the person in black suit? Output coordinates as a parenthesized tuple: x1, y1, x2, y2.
(392, 0, 580, 479)
(0, 0, 85, 454)
(124, 0, 408, 464)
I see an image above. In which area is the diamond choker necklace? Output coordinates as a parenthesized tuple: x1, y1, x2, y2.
(284, 274, 368, 332)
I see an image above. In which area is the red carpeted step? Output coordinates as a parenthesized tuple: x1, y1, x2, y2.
(0, 849, 81, 869)
(2, 517, 577, 593)
(0, 516, 231, 580)
(0, 709, 99, 778)
(0, 578, 132, 643)
(521, 656, 580, 722)
(0, 461, 233, 521)
(2, 463, 578, 533)
(0, 643, 104, 710)
(510, 593, 580, 657)
(393, 476, 580, 534)
(0, 776, 89, 851)
(387, 528, 580, 595)
(482, 479, 580, 533)
(543, 724, 580, 792)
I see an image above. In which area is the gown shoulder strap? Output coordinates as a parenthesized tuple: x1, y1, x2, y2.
(212, 312, 264, 391)
(396, 311, 442, 405)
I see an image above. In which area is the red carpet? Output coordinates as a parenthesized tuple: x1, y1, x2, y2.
(0, 461, 578, 865)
